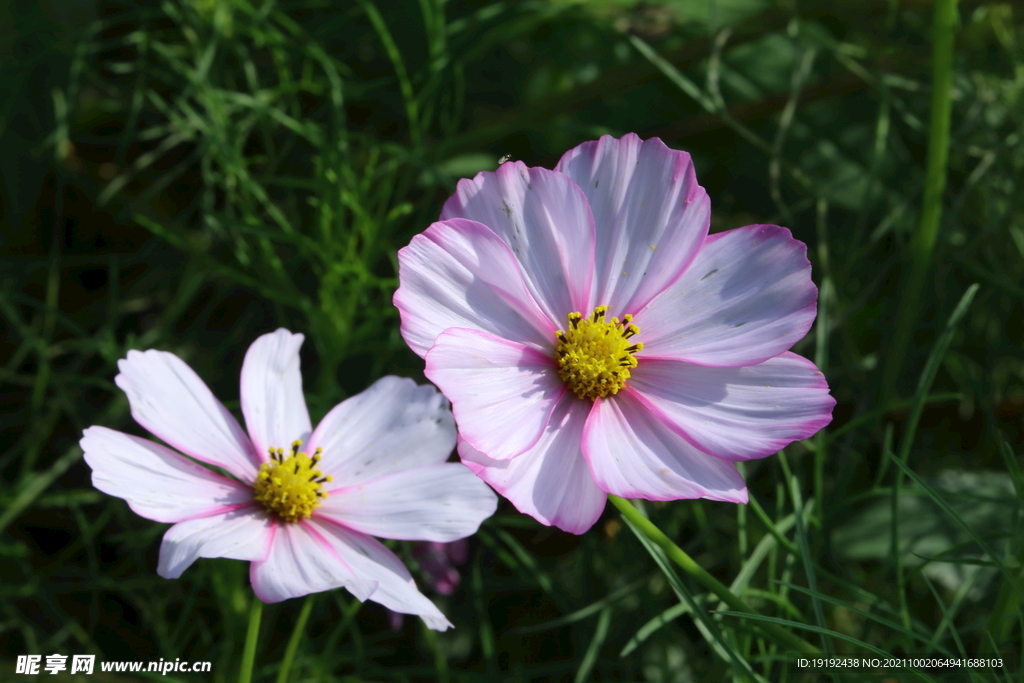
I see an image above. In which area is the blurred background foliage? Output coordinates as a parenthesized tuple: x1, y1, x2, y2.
(1, 0, 1023, 680)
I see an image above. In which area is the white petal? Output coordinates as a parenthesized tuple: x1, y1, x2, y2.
(81, 426, 253, 523)
(157, 507, 274, 578)
(424, 328, 566, 461)
(116, 349, 260, 481)
(458, 397, 607, 535)
(637, 224, 818, 366)
(554, 133, 709, 315)
(317, 463, 497, 541)
(583, 391, 748, 503)
(240, 329, 313, 460)
(628, 354, 834, 460)
(307, 376, 456, 487)
(440, 162, 596, 324)
(248, 521, 378, 604)
(394, 218, 557, 357)
(307, 519, 453, 631)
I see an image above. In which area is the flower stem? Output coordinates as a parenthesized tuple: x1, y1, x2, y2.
(238, 593, 264, 683)
(608, 494, 819, 655)
(275, 595, 314, 683)
(880, 0, 959, 402)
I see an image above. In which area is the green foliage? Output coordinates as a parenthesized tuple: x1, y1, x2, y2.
(2, 0, 1023, 681)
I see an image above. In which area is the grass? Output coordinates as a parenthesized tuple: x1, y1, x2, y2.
(1, 0, 1023, 681)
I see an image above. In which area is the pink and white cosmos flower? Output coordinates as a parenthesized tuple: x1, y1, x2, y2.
(394, 133, 835, 535)
(80, 329, 497, 630)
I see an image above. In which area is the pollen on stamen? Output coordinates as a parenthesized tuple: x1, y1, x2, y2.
(253, 441, 333, 523)
(554, 305, 644, 401)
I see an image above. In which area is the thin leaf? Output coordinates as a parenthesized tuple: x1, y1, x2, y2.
(890, 456, 1024, 603)
(711, 612, 939, 683)
(574, 607, 611, 683)
(512, 580, 643, 635)
(619, 506, 764, 683)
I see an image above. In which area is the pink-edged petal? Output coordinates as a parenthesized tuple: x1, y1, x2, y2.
(637, 224, 818, 366)
(307, 376, 456, 487)
(81, 426, 252, 523)
(249, 521, 378, 604)
(582, 391, 748, 503)
(317, 463, 497, 542)
(395, 218, 556, 357)
(458, 397, 607, 535)
(115, 349, 260, 481)
(157, 506, 274, 579)
(307, 519, 453, 631)
(440, 161, 596, 323)
(424, 328, 565, 461)
(628, 354, 834, 461)
(241, 329, 312, 461)
(554, 133, 709, 315)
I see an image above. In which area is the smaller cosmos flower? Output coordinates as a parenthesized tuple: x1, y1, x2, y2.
(81, 329, 497, 630)
(387, 539, 469, 631)
(413, 539, 469, 596)
(394, 133, 835, 535)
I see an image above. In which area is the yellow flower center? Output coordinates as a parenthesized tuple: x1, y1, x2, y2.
(554, 305, 643, 401)
(252, 441, 333, 523)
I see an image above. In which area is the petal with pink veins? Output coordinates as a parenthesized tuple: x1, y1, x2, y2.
(158, 507, 274, 579)
(637, 224, 818, 367)
(394, 218, 556, 357)
(307, 376, 456, 487)
(555, 133, 709, 315)
(628, 354, 834, 461)
(241, 329, 312, 460)
(317, 463, 497, 542)
(440, 162, 595, 323)
(307, 519, 453, 631)
(583, 391, 748, 503)
(116, 349, 260, 481)
(425, 328, 565, 461)
(458, 396, 607, 535)
(81, 426, 253, 523)
(249, 521, 378, 604)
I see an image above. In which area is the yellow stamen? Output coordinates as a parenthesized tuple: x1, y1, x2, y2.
(554, 305, 643, 400)
(252, 440, 333, 523)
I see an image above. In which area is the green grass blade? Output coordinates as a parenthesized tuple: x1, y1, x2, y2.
(357, 0, 421, 145)
(620, 602, 690, 658)
(573, 606, 611, 683)
(511, 579, 643, 635)
(777, 450, 829, 652)
(892, 283, 980, 633)
(889, 455, 1024, 603)
(0, 445, 85, 537)
(471, 557, 497, 678)
(619, 504, 764, 682)
(774, 582, 945, 651)
(895, 284, 980, 468)
(711, 612, 940, 683)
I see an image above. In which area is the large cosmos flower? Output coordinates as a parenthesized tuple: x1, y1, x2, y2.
(394, 133, 835, 535)
(81, 329, 497, 630)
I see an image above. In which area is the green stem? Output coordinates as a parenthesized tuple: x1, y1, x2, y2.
(880, 0, 959, 401)
(275, 595, 314, 683)
(239, 594, 264, 683)
(608, 495, 819, 655)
